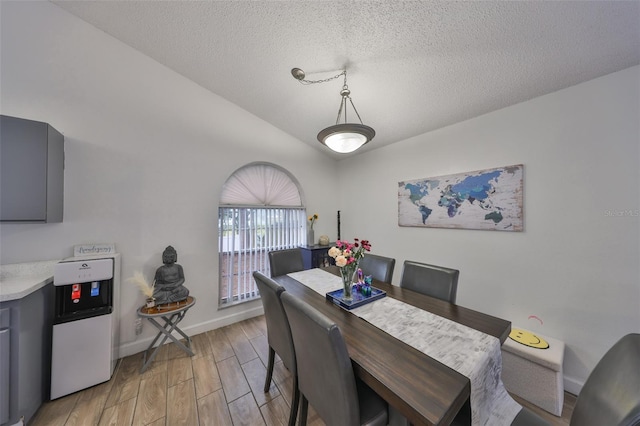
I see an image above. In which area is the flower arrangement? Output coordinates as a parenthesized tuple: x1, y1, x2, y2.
(328, 238, 371, 267)
(308, 213, 318, 230)
(328, 238, 371, 300)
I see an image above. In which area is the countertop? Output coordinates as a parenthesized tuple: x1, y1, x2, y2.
(0, 260, 59, 302)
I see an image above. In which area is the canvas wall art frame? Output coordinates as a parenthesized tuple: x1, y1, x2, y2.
(398, 164, 523, 231)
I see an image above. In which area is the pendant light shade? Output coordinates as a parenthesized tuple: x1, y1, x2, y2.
(292, 67, 375, 154)
(317, 123, 376, 154)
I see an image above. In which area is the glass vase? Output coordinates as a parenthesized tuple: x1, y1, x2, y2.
(340, 262, 359, 301)
(307, 229, 315, 245)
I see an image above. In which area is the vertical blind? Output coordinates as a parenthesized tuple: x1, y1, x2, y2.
(218, 206, 306, 305)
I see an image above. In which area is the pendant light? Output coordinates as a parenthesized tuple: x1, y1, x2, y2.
(292, 67, 375, 154)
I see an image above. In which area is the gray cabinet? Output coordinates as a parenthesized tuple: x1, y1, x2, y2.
(0, 284, 53, 426)
(0, 309, 9, 425)
(0, 115, 64, 223)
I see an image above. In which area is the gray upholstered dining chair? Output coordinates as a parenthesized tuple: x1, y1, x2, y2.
(252, 272, 299, 426)
(269, 248, 305, 277)
(399, 260, 459, 303)
(569, 332, 640, 426)
(281, 291, 388, 426)
(359, 253, 396, 283)
(511, 333, 640, 426)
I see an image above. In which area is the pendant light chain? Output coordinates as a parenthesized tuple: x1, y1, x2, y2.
(291, 65, 375, 153)
(292, 69, 346, 85)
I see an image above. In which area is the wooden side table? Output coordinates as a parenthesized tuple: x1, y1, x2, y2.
(137, 296, 196, 373)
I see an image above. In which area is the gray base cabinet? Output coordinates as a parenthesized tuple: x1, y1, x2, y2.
(0, 283, 53, 426)
(0, 115, 64, 223)
(0, 311, 9, 425)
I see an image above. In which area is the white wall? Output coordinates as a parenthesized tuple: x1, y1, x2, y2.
(340, 65, 640, 393)
(0, 1, 340, 355)
(2, 0, 638, 395)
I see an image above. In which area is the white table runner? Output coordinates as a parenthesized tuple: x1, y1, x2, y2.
(287, 268, 521, 426)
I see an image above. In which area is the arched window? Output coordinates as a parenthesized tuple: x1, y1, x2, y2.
(218, 162, 306, 307)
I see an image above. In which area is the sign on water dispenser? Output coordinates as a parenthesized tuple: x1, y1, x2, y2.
(50, 254, 120, 399)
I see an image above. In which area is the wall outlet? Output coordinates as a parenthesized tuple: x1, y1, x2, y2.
(135, 318, 143, 335)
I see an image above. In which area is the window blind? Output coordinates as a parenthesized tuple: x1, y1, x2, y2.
(219, 206, 306, 305)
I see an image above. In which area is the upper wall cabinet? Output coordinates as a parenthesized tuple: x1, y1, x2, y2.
(1, 115, 64, 223)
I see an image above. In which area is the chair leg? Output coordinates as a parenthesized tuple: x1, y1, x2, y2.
(264, 347, 275, 392)
(288, 374, 300, 426)
(299, 394, 309, 426)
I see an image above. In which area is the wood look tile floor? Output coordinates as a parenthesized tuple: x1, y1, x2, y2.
(31, 315, 575, 426)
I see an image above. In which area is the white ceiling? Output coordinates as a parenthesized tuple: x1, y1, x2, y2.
(52, 1, 640, 159)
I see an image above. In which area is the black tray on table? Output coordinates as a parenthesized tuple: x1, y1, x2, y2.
(326, 286, 386, 310)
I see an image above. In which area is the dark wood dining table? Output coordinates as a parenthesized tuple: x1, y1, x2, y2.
(272, 266, 511, 426)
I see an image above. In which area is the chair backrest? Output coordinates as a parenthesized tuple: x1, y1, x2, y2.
(570, 333, 640, 426)
(400, 260, 459, 303)
(359, 254, 396, 283)
(281, 292, 360, 425)
(268, 248, 305, 277)
(252, 271, 295, 371)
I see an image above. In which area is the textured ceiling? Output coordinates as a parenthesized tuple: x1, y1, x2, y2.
(52, 1, 640, 158)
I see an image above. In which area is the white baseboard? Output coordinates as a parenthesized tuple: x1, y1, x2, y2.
(117, 305, 265, 358)
(563, 375, 583, 396)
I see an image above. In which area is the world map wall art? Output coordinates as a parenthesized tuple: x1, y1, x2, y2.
(398, 164, 524, 231)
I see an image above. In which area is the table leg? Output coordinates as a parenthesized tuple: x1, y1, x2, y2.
(139, 310, 194, 373)
(154, 311, 194, 356)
